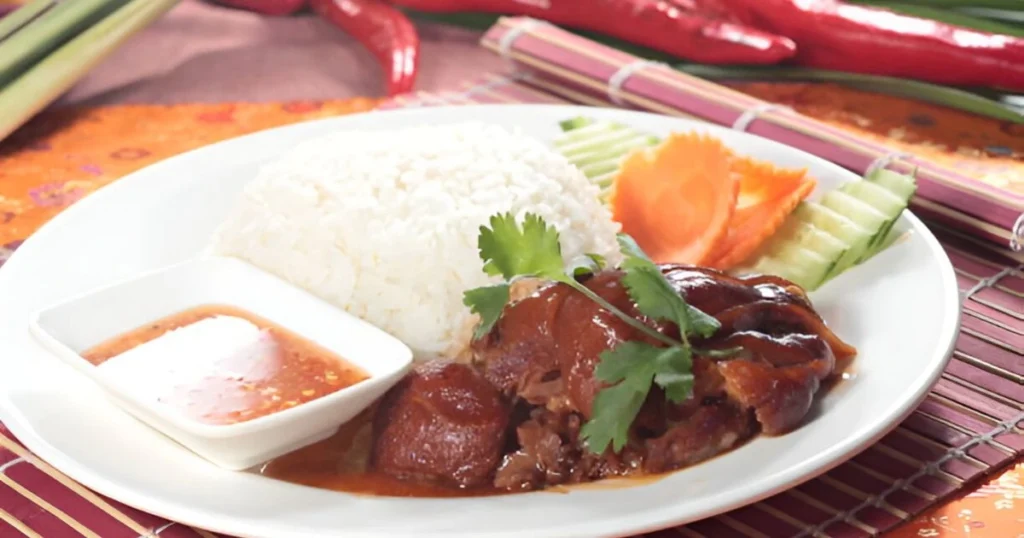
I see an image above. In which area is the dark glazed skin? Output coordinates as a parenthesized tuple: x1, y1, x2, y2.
(359, 264, 856, 494)
(371, 360, 511, 488)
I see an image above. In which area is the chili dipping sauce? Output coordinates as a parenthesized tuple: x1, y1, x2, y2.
(82, 305, 369, 426)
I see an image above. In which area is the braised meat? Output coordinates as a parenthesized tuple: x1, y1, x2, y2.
(370, 360, 511, 488)
(370, 265, 855, 492)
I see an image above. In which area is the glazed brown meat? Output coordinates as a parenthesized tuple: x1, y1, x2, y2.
(371, 265, 855, 493)
(370, 360, 511, 488)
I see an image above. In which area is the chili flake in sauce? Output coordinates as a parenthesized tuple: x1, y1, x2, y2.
(82, 305, 368, 426)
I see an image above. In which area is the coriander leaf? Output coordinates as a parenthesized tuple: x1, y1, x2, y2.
(684, 306, 720, 339)
(478, 212, 566, 281)
(584, 341, 693, 454)
(581, 373, 651, 454)
(617, 234, 654, 270)
(621, 265, 691, 328)
(651, 346, 694, 403)
(593, 341, 656, 385)
(616, 233, 720, 340)
(462, 283, 510, 340)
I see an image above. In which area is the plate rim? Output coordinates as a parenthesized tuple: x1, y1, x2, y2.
(0, 104, 962, 538)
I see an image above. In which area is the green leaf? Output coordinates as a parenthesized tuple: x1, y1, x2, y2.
(622, 265, 691, 326)
(0, 1, 56, 44)
(0, 0, 129, 90)
(617, 234, 654, 269)
(462, 283, 510, 340)
(592, 341, 651, 384)
(478, 212, 566, 281)
(584, 342, 695, 453)
(850, 0, 1024, 9)
(849, 0, 1024, 35)
(0, 0, 181, 142)
(617, 234, 721, 340)
(581, 377, 649, 454)
(676, 65, 1024, 123)
(651, 346, 694, 403)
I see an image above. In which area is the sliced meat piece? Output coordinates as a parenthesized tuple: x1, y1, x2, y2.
(370, 360, 510, 488)
(552, 270, 663, 419)
(644, 403, 756, 474)
(493, 410, 572, 491)
(710, 301, 844, 435)
(662, 265, 812, 315)
(493, 408, 644, 491)
(714, 300, 856, 365)
(718, 360, 824, 435)
(471, 282, 569, 409)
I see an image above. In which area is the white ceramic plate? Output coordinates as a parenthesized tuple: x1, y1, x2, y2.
(0, 105, 959, 538)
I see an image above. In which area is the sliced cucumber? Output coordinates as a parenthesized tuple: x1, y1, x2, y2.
(740, 211, 851, 290)
(820, 190, 891, 267)
(867, 168, 917, 200)
(769, 242, 833, 290)
(839, 180, 905, 216)
(559, 116, 594, 132)
(780, 220, 850, 263)
(792, 202, 872, 276)
(551, 115, 919, 293)
(864, 169, 917, 257)
(552, 118, 661, 198)
(751, 256, 815, 289)
(560, 130, 658, 163)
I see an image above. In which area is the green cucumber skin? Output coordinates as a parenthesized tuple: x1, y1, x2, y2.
(559, 117, 594, 132)
(554, 116, 920, 291)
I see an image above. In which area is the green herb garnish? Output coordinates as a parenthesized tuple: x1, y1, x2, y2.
(462, 212, 727, 455)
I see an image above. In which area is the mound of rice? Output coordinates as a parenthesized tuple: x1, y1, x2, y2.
(210, 122, 622, 359)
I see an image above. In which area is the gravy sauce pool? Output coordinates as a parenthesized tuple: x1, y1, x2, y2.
(83, 305, 368, 426)
(259, 408, 500, 498)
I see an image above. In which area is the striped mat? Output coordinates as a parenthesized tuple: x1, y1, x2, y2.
(1, 75, 1021, 538)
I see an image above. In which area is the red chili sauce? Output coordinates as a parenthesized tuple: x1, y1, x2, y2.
(81, 305, 369, 426)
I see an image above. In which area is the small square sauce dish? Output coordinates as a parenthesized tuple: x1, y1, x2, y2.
(28, 256, 414, 470)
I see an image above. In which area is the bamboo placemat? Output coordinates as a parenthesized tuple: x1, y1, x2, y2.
(0, 76, 1021, 537)
(480, 17, 1024, 258)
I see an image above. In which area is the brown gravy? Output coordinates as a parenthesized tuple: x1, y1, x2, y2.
(83, 305, 369, 426)
(258, 408, 505, 498)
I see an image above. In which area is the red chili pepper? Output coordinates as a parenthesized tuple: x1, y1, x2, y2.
(213, 0, 308, 16)
(311, 0, 420, 96)
(389, 0, 796, 65)
(725, 0, 1024, 90)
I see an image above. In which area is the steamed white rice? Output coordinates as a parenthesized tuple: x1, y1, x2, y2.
(210, 122, 621, 359)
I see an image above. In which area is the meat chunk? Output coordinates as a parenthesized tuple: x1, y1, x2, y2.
(710, 300, 851, 434)
(371, 360, 511, 488)
(471, 282, 569, 409)
(552, 270, 676, 419)
(493, 408, 644, 491)
(472, 265, 855, 491)
(644, 403, 755, 473)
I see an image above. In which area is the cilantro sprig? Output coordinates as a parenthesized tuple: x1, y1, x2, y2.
(462, 212, 730, 455)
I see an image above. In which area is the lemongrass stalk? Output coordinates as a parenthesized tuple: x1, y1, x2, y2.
(0, 0, 57, 44)
(961, 8, 1024, 23)
(0, 0, 181, 142)
(0, 0, 129, 89)
(851, 0, 1024, 35)
(677, 65, 1024, 123)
